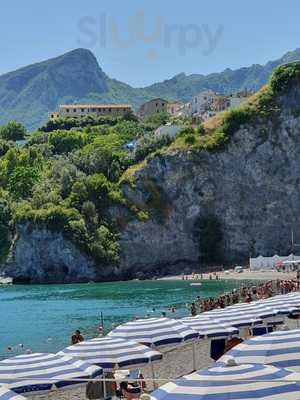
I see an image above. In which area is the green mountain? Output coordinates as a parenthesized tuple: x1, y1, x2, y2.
(1, 47, 300, 130)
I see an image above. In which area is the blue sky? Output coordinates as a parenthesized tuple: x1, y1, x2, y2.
(1, 0, 300, 86)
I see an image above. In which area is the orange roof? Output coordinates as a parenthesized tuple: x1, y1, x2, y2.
(60, 104, 132, 109)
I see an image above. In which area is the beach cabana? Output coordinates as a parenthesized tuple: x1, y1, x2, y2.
(150, 362, 300, 399)
(0, 353, 102, 395)
(108, 317, 199, 347)
(0, 387, 27, 400)
(58, 337, 162, 371)
(220, 328, 300, 372)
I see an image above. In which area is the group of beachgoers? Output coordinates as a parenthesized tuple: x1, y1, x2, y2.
(188, 278, 300, 316)
(63, 277, 300, 399)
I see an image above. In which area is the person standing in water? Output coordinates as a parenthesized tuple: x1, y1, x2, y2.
(190, 302, 197, 316)
(71, 330, 84, 344)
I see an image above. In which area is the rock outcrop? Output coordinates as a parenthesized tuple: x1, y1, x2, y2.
(3, 224, 97, 283)
(119, 93, 300, 271)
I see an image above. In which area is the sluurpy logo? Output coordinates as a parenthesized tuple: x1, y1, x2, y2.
(77, 10, 223, 61)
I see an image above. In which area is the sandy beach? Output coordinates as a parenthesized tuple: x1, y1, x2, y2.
(159, 269, 297, 281)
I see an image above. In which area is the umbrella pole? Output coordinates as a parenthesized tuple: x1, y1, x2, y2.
(103, 374, 107, 399)
(192, 341, 197, 371)
(151, 363, 156, 390)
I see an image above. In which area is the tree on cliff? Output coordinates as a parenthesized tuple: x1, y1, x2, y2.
(0, 121, 26, 141)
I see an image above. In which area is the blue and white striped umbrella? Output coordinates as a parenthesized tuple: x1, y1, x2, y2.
(0, 388, 26, 400)
(220, 328, 300, 372)
(225, 303, 280, 319)
(201, 309, 263, 328)
(0, 353, 102, 395)
(180, 316, 239, 339)
(282, 294, 300, 307)
(58, 337, 162, 370)
(108, 317, 199, 347)
(150, 363, 300, 400)
(255, 297, 300, 316)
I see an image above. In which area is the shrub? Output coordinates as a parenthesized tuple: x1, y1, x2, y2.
(90, 225, 120, 264)
(184, 135, 196, 144)
(134, 134, 173, 162)
(8, 166, 39, 200)
(0, 121, 26, 141)
(49, 130, 87, 154)
(269, 62, 300, 94)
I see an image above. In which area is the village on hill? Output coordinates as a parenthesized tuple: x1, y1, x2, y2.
(49, 90, 251, 125)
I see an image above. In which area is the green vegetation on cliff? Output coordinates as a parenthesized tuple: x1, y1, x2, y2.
(0, 112, 177, 267)
(166, 61, 300, 154)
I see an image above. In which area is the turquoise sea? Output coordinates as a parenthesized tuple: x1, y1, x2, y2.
(0, 279, 253, 360)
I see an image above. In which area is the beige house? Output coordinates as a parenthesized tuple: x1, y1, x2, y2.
(138, 98, 168, 119)
(49, 111, 60, 120)
(167, 102, 183, 115)
(49, 104, 132, 120)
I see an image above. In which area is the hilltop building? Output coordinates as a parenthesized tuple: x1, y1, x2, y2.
(191, 91, 250, 123)
(167, 102, 183, 115)
(210, 96, 231, 112)
(49, 104, 132, 120)
(191, 90, 217, 114)
(228, 94, 248, 109)
(138, 98, 168, 119)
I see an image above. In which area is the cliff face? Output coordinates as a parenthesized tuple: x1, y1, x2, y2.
(119, 96, 300, 272)
(3, 225, 97, 283)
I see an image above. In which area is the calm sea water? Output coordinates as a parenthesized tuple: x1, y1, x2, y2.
(0, 279, 253, 360)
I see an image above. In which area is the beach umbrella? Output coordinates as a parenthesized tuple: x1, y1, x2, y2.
(225, 302, 279, 319)
(201, 309, 263, 328)
(220, 328, 300, 372)
(108, 317, 199, 347)
(150, 363, 300, 400)
(180, 316, 239, 339)
(255, 297, 300, 316)
(224, 303, 283, 330)
(0, 353, 102, 395)
(58, 337, 162, 371)
(284, 293, 300, 306)
(0, 387, 27, 400)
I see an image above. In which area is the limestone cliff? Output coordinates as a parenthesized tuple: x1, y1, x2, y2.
(118, 70, 300, 273)
(3, 224, 121, 283)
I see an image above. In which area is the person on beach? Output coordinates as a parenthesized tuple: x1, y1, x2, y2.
(119, 381, 142, 399)
(190, 302, 197, 316)
(71, 329, 84, 344)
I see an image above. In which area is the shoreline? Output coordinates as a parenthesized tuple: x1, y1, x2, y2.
(1, 269, 296, 286)
(158, 269, 297, 281)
